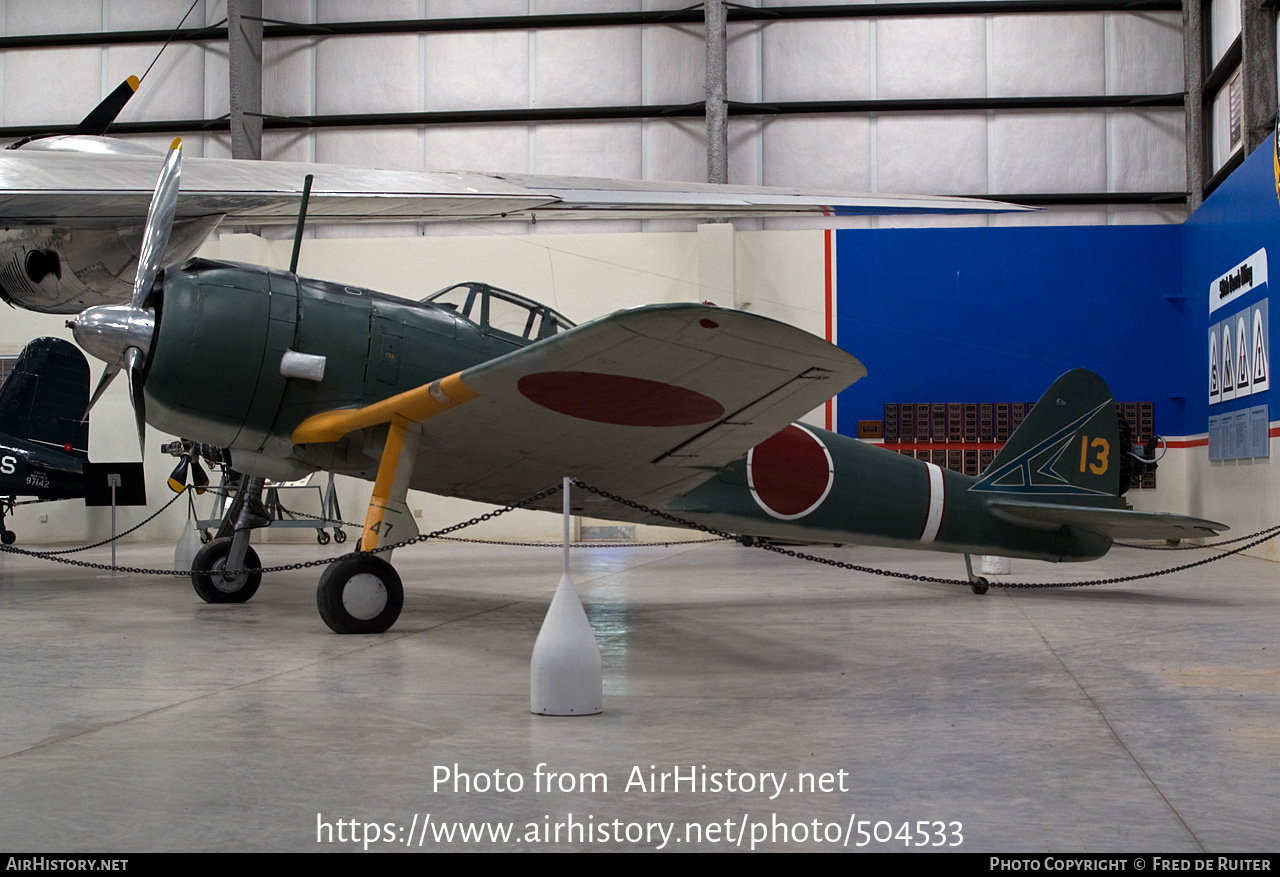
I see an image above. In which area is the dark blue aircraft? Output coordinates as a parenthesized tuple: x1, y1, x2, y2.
(0, 337, 90, 544)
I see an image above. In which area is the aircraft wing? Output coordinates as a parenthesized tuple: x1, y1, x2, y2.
(0, 145, 1029, 225)
(987, 499, 1228, 541)
(292, 303, 865, 513)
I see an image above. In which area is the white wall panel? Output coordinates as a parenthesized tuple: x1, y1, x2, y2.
(106, 43, 208, 123)
(989, 205, 1109, 225)
(318, 0, 420, 22)
(991, 15, 1104, 97)
(3, 48, 102, 126)
(534, 119, 642, 177)
(105, 0, 216, 30)
(264, 37, 317, 118)
(315, 125, 421, 170)
(727, 117, 763, 185)
(726, 22, 763, 102)
(1108, 12, 1183, 94)
(761, 20, 871, 102)
(1109, 109, 1185, 191)
(7, 0, 102, 34)
(423, 31, 529, 110)
(991, 110, 1107, 193)
(535, 27, 641, 106)
(642, 24, 703, 104)
(316, 35, 420, 114)
(761, 115, 871, 190)
(877, 17, 985, 99)
(0, 4, 1194, 235)
(426, 0, 529, 17)
(644, 118, 705, 182)
(424, 122, 529, 173)
(263, 129, 315, 164)
(1108, 204, 1185, 224)
(876, 112, 987, 195)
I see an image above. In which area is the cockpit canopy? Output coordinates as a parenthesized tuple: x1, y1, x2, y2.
(423, 282, 575, 343)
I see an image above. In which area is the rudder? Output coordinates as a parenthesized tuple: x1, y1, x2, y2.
(0, 337, 90, 458)
(971, 369, 1121, 501)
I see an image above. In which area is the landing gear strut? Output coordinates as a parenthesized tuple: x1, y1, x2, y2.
(190, 475, 269, 604)
(1, 497, 15, 545)
(963, 554, 990, 595)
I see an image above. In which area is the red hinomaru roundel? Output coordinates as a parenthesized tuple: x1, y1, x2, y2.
(747, 424, 835, 520)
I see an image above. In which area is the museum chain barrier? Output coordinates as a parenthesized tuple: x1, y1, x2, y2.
(1, 481, 1278, 590)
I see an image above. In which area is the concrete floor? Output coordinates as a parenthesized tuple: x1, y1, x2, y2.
(0, 536, 1276, 852)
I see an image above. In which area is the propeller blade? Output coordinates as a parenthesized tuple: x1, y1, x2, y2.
(190, 457, 209, 495)
(84, 362, 120, 417)
(132, 138, 183, 310)
(167, 455, 190, 494)
(72, 76, 140, 136)
(124, 346, 146, 457)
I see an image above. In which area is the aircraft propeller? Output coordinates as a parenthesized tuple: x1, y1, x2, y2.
(166, 453, 209, 495)
(68, 138, 183, 456)
(72, 76, 141, 137)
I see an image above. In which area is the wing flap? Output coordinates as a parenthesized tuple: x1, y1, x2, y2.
(988, 499, 1228, 540)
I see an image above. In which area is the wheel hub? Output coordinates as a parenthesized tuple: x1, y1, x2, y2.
(342, 573, 388, 620)
(211, 558, 247, 593)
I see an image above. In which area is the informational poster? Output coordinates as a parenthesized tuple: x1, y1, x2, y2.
(1206, 248, 1270, 460)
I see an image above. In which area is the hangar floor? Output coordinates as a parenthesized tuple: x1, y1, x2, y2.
(0, 537, 1276, 853)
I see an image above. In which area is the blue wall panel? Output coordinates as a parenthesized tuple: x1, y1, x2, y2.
(833, 225, 1186, 436)
(1181, 138, 1277, 439)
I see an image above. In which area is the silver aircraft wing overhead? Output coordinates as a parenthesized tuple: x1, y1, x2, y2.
(0, 142, 1030, 226)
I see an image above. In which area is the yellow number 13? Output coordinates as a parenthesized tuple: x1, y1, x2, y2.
(1079, 435, 1110, 475)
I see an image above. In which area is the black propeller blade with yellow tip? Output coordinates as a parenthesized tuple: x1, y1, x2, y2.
(73, 76, 140, 136)
(167, 455, 190, 493)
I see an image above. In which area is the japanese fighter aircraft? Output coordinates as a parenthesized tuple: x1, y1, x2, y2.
(65, 142, 1225, 634)
(0, 337, 92, 544)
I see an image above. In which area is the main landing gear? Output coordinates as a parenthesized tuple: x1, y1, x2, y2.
(188, 418, 422, 634)
(190, 474, 269, 604)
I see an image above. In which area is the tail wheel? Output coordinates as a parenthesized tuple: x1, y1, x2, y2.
(317, 553, 403, 634)
(191, 537, 262, 603)
(1, 530, 14, 545)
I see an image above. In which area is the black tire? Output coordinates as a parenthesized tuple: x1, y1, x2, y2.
(333, 529, 347, 544)
(317, 530, 330, 545)
(191, 537, 262, 604)
(199, 529, 212, 544)
(316, 553, 403, 634)
(970, 577, 990, 596)
(1, 530, 14, 545)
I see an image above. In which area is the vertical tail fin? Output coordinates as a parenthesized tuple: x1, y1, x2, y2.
(0, 337, 90, 458)
(971, 369, 1121, 502)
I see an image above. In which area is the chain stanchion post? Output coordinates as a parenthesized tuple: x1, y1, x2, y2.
(530, 477, 603, 717)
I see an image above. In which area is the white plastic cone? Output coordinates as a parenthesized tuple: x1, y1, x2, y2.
(174, 519, 201, 570)
(530, 571, 603, 716)
(530, 477, 602, 716)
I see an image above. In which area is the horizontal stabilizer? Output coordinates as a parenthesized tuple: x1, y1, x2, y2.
(988, 499, 1227, 540)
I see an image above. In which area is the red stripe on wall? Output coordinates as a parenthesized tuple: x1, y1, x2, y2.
(824, 229, 833, 432)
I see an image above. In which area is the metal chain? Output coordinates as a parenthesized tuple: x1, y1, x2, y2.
(14, 487, 191, 555)
(436, 536, 729, 548)
(0, 483, 566, 576)
(5, 477, 1274, 590)
(567, 480, 1280, 590)
(276, 495, 728, 548)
